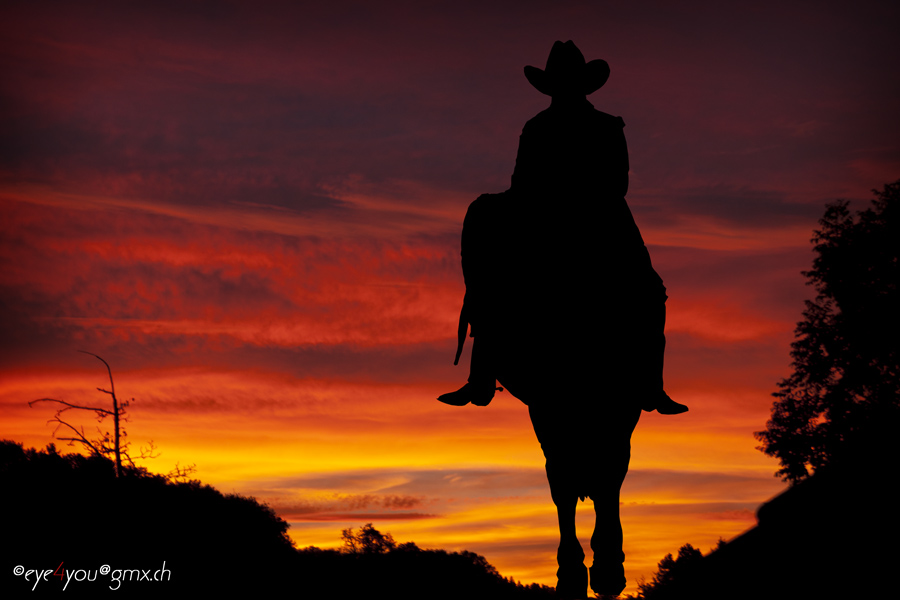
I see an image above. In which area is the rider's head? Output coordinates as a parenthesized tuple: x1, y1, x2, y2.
(524, 40, 609, 101)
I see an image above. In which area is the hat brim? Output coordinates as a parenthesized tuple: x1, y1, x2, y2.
(524, 59, 610, 96)
(582, 59, 610, 95)
(524, 65, 553, 96)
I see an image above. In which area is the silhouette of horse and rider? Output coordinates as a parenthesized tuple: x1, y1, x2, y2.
(438, 41, 687, 598)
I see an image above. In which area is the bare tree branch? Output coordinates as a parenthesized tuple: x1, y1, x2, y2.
(79, 350, 115, 398)
(166, 461, 197, 483)
(50, 418, 103, 455)
(29, 397, 115, 416)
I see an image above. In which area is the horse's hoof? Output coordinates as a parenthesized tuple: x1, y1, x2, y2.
(556, 563, 588, 599)
(555, 582, 588, 599)
(589, 563, 626, 596)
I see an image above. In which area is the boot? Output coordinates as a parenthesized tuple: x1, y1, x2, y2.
(651, 390, 688, 415)
(437, 382, 499, 406)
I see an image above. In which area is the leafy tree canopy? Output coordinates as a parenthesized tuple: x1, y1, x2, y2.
(341, 522, 397, 554)
(756, 180, 899, 481)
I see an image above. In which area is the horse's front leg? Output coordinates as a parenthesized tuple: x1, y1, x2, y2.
(528, 403, 590, 598)
(587, 408, 638, 598)
(549, 471, 587, 598)
(589, 489, 626, 596)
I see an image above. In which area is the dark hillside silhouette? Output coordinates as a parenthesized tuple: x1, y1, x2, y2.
(635, 458, 896, 599)
(637, 180, 900, 599)
(1, 439, 296, 595)
(1, 441, 555, 598)
(297, 537, 556, 599)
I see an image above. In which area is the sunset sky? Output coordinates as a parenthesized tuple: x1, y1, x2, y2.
(2, 1, 898, 594)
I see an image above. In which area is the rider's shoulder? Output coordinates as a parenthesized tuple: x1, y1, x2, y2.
(523, 104, 625, 131)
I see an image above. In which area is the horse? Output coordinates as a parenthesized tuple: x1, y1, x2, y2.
(438, 40, 676, 599)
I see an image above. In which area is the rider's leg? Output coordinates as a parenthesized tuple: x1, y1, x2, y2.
(437, 335, 497, 406)
(639, 301, 687, 415)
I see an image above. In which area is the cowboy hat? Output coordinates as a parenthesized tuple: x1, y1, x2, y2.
(524, 40, 610, 96)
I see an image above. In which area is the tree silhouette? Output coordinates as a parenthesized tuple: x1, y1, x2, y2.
(636, 543, 703, 599)
(28, 352, 194, 480)
(755, 180, 899, 481)
(28, 352, 144, 477)
(341, 522, 397, 554)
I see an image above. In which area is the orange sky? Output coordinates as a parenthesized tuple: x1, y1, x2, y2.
(0, 183, 812, 591)
(2, 1, 898, 595)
